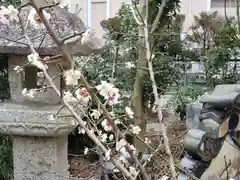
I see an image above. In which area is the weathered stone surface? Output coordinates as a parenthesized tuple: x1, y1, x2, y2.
(13, 136, 69, 180)
(8, 56, 62, 104)
(200, 135, 240, 179)
(186, 101, 202, 129)
(0, 5, 104, 56)
(0, 101, 77, 137)
(200, 84, 240, 106)
(0, 101, 78, 180)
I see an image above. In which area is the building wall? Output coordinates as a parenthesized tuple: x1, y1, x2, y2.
(60, 0, 129, 37)
(180, 0, 238, 33)
(61, 0, 238, 37)
(180, 0, 209, 33)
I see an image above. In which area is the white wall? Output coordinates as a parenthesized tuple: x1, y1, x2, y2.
(59, 0, 129, 37)
(180, 0, 209, 33)
(61, 0, 238, 37)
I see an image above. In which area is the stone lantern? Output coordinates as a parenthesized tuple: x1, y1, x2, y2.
(0, 5, 103, 180)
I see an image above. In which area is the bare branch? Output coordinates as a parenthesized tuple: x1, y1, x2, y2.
(150, 0, 167, 34)
(144, 0, 177, 179)
(33, 3, 149, 178)
(39, 2, 60, 10)
(130, 0, 144, 26)
(43, 54, 63, 64)
(19, 2, 134, 179)
(17, 1, 151, 179)
(61, 32, 84, 44)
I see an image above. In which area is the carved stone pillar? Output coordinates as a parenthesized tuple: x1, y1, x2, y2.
(0, 102, 76, 180)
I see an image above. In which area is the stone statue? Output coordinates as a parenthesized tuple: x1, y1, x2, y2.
(179, 84, 240, 179)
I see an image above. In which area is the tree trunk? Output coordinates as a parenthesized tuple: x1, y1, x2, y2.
(132, 24, 148, 152)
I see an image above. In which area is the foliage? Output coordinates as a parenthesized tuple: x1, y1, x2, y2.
(187, 12, 240, 89)
(72, 2, 184, 154)
(148, 0, 181, 29)
(0, 135, 13, 180)
(0, 55, 10, 101)
(0, 2, 182, 179)
(187, 11, 240, 90)
(0, 0, 21, 7)
(0, 52, 12, 180)
(170, 85, 201, 120)
(92, 3, 184, 101)
(205, 22, 240, 89)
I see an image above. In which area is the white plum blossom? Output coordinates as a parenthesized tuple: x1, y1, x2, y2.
(28, 8, 51, 29)
(78, 121, 87, 134)
(90, 109, 101, 119)
(152, 106, 157, 113)
(118, 155, 129, 166)
(160, 175, 170, 180)
(101, 119, 112, 132)
(129, 166, 138, 177)
(27, 89, 36, 98)
(0, 6, 9, 24)
(21, 88, 28, 96)
(116, 139, 127, 151)
(64, 69, 81, 86)
(119, 144, 136, 158)
(21, 88, 36, 98)
(212, 74, 221, 79)
(0, 5, 19, 24)
(159, 175, 169, 180)
(129, 125, 141, 135)
(96, 81, 121, 106)
(108, 87, 121, 106)
(104, 149, 111, 161)
(125, 106, 134, 119)
(37, 71, 44, 77)
(115, 119, 121, 124)
(108, 134, 114, 141)
(113, 168, 120, 173)
(96, 81, 114, 97)
(84, 147, 89, 155)
(7, 5, 18, 22)
(109, 111, 114, 117)
(75, 87, 91, 104)
(100, 133, 108, 143)
(151, 53, 156, 59)
(109, 111, 121, 124)
(125, 62, 135, 69)
(27, 53, 47, 70)
(63, 91, 77, 103)
(129, 144, 136, 155)
(119, 147, 131, 159)
(81, 29, 94, 45)
(14, 66, 23, 73)
(144, 137, 151, 145)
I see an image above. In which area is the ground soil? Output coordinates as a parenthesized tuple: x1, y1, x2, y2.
(69, 119, 187, 179)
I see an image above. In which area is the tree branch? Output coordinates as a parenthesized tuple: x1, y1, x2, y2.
(28, 1, 150, 179)
(150, 0, 167, 34)
(19, 2, 134, 179)
(144, 0, 177, 179)
(130, 0, 144, 26)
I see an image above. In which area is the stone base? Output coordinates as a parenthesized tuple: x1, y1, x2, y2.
(0, 101, 79, 180)
(13, 136, 68, 180)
